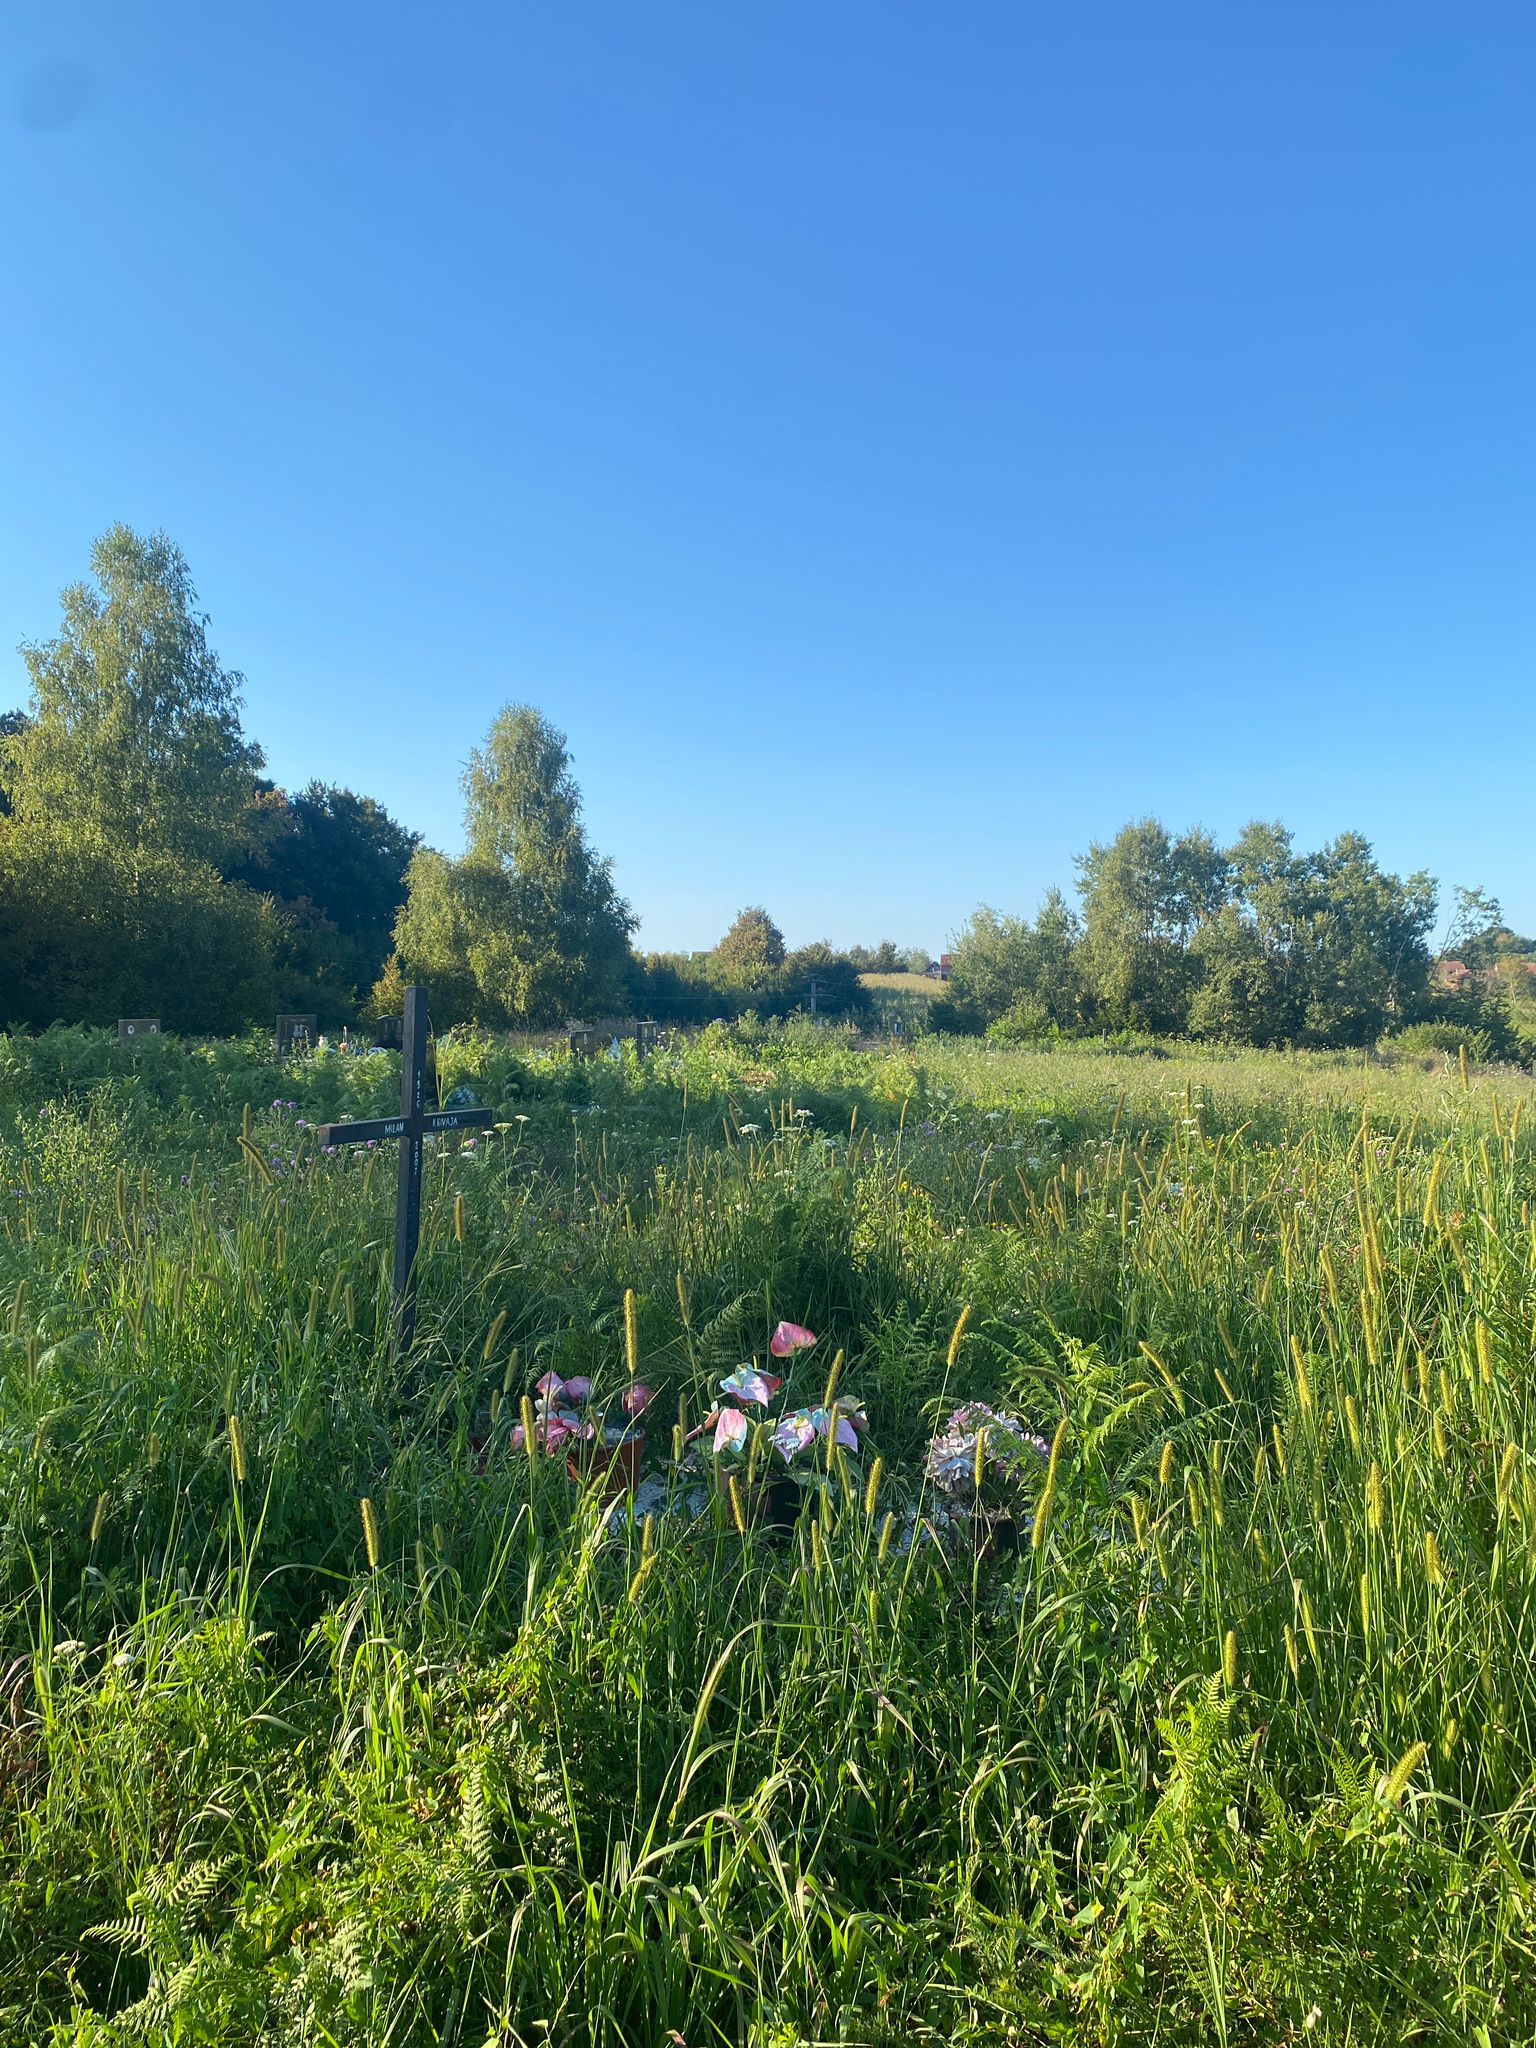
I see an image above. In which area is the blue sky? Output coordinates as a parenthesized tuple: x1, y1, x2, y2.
(4, 3, 1534, 951)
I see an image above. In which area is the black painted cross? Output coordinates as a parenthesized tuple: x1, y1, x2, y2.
(316, 985, 492, 1352)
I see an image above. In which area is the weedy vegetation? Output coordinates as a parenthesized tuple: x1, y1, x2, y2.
(1, 1023, 1534, 2043)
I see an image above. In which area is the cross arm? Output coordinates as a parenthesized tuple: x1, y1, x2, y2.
(315, 1106, 493, 1149)
(422, 1107, 495, 1135)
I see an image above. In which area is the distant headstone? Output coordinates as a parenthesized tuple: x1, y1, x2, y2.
(569, 1018, 663, 1059)
(372, 1014, 403, 1050)
(275, 1013, 317, 1057)
(118, 1018, 161, 1042)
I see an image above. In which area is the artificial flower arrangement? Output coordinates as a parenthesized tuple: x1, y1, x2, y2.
(692, 1320, 869, 1530)
(918, 1401, 1050, 1554)
(514, 1371, 656, 1499)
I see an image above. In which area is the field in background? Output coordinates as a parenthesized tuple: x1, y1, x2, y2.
(2, 1025, 1535, 2042)
(858, 968, 938, 1031)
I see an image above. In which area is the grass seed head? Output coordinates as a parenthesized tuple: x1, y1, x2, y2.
(946, 1303, 972, 1371)
(1366, 1460, 1385, 1533)
(1345, 1395, 1363, 1455)
(1378, 1739, 1428, 1806)
(624, 1287, 639, 1378)
(1290, 1336, 1314, 1416)
(822, 1349, 844, 1408)
(1497, 1441, 1518, 1509)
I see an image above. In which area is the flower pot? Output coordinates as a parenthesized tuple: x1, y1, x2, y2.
(568, 1434, 644, 1500)
(721, 1468, 803, 1538)
(763, 1470, 806, 1533)
(971, 1508, 1020, 1560)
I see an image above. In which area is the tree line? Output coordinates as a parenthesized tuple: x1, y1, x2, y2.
(0, 529, 893, 1034)
(2, 527, 1529, 1054)
(936, 824, 1535, 1058)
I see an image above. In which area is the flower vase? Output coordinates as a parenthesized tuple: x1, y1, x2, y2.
(723, 1468, 802, 1537)
(568, 1433, 644, 1501)
(970, 1505, 1020, 1560)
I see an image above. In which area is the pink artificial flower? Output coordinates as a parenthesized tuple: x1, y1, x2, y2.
(543, 1419, 572, 1450)
(769, 1321, 817, 1358)
(535, 1372, 565, 1398)
(713, 1407, 750, 1454)
(561, 1375, 593, 1402)
(511, 1423, 527, 1450)
(622, 1382, 654, 1416)
(718, 1367, 782, 1407)
(771, 1410, 817, 1461)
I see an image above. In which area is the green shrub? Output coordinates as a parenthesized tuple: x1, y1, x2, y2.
(1382, 1020, 1495, 1063)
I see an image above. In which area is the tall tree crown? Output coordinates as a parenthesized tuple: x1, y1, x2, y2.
(714, 907, 787, 986)
(8, 526, 262, 865)
(393, 705, 635, 1027)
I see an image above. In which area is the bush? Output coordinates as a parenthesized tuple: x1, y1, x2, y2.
(985, 998, 1057, 1046)
(926, 994, 986, 1035)
(1382, 1021, 1496, 1065)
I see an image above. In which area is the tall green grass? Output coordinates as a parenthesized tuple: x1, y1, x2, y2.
(0, 1026, 1533, 2042)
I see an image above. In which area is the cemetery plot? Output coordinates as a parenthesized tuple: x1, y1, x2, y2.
(4, 1032, 1535, 2042)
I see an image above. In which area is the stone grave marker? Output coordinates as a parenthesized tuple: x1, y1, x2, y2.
(275, 1013, 317, 1056)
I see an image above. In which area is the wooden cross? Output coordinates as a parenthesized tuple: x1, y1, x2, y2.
(316, 986, 492, 1352)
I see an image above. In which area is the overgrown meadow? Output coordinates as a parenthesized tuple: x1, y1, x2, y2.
(1, 1023, 1534, 2045)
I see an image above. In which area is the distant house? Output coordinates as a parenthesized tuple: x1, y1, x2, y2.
(923, 954, 953, 982)
(1434, 958, 1474, 990)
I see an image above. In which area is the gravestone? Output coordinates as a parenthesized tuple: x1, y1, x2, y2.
(275, 1013, 317, 1057)
(569, 1018, 663, 1059)
(118, 1018, 161, 1042)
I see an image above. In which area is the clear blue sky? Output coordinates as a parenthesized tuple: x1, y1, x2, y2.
(4, 3, 1534, 951)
